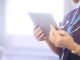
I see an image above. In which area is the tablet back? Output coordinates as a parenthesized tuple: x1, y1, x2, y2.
(29, 13, 58, 36)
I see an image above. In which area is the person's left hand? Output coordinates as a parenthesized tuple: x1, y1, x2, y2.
(49, 25, 77, 50)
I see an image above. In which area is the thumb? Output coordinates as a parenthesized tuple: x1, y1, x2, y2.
(58, 30, 69, 36)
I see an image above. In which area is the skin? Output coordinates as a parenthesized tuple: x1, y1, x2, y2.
(49, 25, 78, 51)
(73, 0, 79, 3)
(33, 25, 78, 56)
(33, 0, 80, 56)
(34, 25, 61, 55)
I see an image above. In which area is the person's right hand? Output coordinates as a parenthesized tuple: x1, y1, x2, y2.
(33, 25, 48, 41)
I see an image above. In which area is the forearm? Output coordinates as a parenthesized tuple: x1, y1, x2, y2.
(45, 39, 61, 56)
(74, 44, 80, 56)
(67, 42, 80, 56)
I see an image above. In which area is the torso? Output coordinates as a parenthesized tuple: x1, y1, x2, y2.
(60, 7, 80, 60)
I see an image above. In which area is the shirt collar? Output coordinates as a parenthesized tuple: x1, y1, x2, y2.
(71, 1, 80, 10)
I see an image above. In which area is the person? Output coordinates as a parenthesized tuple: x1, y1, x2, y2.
(33, 0, 80, 60)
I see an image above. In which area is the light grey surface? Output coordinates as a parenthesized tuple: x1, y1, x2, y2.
(1, 35, 59, 60)
(29, 13, 58, 36)
(2, 46, 59, 60)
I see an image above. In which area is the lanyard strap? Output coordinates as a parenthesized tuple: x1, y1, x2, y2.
(70, 8, 79, 25)
(67, 7, 80, 33)
(67, 15, 80, 33)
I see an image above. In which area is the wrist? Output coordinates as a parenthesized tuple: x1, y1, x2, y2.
(68, 42, 80, 56)
(67, 42, 78, 51)
(71, 44, 80, 56)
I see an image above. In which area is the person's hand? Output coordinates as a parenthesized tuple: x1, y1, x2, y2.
(33, 24, 48, 41)
(49, 25, 77, 50)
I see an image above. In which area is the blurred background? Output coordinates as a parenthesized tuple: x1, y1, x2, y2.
(0, 0, 73, 60)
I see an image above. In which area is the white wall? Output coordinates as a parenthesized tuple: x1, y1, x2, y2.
(0, 0, 66, 60)
(0, 0, 4, 46)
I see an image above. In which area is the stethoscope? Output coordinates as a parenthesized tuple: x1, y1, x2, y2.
(60, 6, 80, 60)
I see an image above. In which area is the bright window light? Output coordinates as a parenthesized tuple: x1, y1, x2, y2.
(5, 0, 64, 35)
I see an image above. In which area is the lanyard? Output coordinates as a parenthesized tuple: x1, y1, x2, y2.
(69, 15, 80, 34)
(67, 7, 79, 33)
(70, 16, 80, 34)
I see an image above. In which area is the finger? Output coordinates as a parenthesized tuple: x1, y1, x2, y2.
(50, 25, 60, 37)
(49, 25, 57, 40)
(43, 36, 48, 40)
(38, 33, 44, 40)
(34, 27, 41, 34)
(49, 34, 56, 45)
(54, 26, 59, 30)
(58, 30, 70, 36)
(49, 29, 56, 43)
(34, 29, 43, 38)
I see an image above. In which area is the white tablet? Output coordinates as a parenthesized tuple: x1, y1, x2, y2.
(29, 12, 58, 36)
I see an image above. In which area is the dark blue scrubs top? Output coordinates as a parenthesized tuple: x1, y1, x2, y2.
(60, 7, 80, 60)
